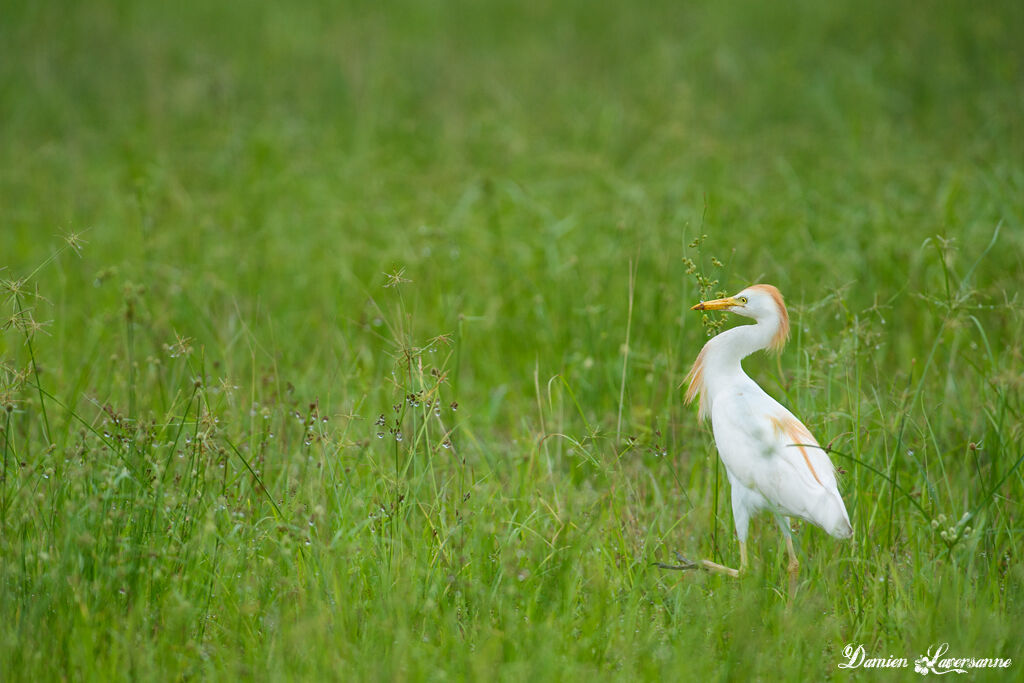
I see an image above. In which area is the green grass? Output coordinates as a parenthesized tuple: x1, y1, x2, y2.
(2, 0, 1023, 679)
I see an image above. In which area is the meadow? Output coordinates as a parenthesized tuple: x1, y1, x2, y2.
(2, 0, 1023, 679)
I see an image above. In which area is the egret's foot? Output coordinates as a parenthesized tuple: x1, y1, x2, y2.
(699, 559, 741, 578)
(655, 552, 741, 578)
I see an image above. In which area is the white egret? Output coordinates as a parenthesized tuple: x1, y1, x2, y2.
(672, 284, 852, 580)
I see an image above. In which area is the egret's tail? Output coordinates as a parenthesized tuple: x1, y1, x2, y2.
(815, 492, 853, 539)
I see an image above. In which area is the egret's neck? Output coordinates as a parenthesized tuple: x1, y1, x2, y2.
(701, 319, 778, 389)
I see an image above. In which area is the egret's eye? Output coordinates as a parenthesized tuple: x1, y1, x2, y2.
(737, 296, 748, 305)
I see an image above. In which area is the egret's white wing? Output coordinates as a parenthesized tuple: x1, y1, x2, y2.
(711, 385, 852, 538)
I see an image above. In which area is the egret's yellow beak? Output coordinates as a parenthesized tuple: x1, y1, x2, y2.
(691, 296, 740, 311)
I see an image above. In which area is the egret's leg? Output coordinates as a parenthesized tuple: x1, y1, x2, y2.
(773, 515, 800, 599)
(731, 482, 753, 576)
(775, 515, 800, 579)
(655, 480, 750, 579)
(784, 534, 799, 577)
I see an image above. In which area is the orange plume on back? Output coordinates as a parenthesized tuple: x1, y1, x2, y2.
(769, 414, 824, 487)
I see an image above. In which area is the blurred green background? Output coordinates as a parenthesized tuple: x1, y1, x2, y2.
(4, 0, 1020, 402)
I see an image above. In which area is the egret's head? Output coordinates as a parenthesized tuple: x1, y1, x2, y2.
(691, 284, 790, 350)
